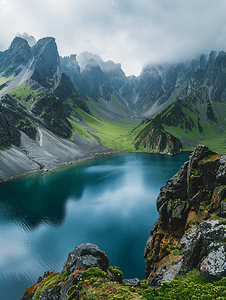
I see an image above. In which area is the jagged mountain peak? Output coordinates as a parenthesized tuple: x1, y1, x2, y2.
(0, 36, 32, 77)
(9, 36, 30, 50)
(77, 51, 125, 74)
(32, 36, 56, 55)
(31, 36, 61, 91)
(83, 58, 100, 71)
(15, 32, 36, 47)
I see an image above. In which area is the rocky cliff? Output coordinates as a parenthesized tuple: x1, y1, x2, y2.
(144, 144, 226, 286)
(0, 37, 32, 76)
(133, 118, 183, 155)
(31, 37, 61, 91)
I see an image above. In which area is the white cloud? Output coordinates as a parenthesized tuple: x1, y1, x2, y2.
(0, 0, 226, 75)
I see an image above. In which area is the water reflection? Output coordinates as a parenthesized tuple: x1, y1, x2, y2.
(0, 152, 190, 300)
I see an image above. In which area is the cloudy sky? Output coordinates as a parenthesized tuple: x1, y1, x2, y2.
(0, 0, 226, 76)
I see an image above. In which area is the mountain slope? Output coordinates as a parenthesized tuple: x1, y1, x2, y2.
(2, 35, 226, 181)
(133, 51, 226, 153)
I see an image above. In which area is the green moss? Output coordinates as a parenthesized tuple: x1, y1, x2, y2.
(108, 267, 124, 282)
(24, 266, 226, 300)
(202, 154, 216, 161)
(209, 215, 220, 220)
(170, 245, 175, 250)
(61, 271, 69, 281)
(204, 201, 211, 210)
(191, 169, 200, 177)
(140, 280, 149, 289)
(219, 219, 226, 225)
(172, 250, 181, 256)
(33, 273, 62, 300)
(163, 243, 168, 248)
(189, 220, 199, 226)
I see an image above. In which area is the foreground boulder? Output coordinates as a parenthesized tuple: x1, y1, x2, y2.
(20, 243, 109, 300)
(144, 144, 226, 286)
(20, 243, 141, 299)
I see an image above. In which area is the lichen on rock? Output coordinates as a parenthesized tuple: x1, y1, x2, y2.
(144, 144, 226, 287)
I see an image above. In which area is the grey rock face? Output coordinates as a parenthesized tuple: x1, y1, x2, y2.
(0, 37, 32, 76)
(31, 37, 61, 91)
(31, 95, 72, 138)
(61, 243, 109, 275)
(81, 59, 113, 102)
(181, 219, 226, 282)
(148, 255, 183, 287)
(145, 145, 226, 286)
(0, 94, 39, 146)
(122, 278, 140, 287)
(0, 104, 21, 146)
(15, 32, 36, 47)
(60, 54, 82, 90)
(54, 72, 79, 101)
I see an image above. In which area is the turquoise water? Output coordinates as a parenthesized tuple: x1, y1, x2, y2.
(0, 152, 190, 299)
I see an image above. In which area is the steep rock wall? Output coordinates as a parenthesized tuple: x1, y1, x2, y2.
(144, 145, 226, 286)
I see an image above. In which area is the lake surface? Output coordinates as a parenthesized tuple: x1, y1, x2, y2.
(0, 152, 190, 300)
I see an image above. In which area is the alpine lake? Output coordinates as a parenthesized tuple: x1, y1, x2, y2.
(0, 151, 190, 300)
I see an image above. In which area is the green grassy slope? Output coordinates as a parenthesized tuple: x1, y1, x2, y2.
(7, 82, 226, 153)
(22, 266, 226, 300)
(72, 108, 141, 151)
(141, 87, 226, 152)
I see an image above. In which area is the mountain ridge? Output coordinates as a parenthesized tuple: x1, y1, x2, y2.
(1, 35, 226, 181)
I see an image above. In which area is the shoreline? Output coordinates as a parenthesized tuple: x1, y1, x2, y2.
(0, 148, 121, 186)
(0, 148, 192, 186)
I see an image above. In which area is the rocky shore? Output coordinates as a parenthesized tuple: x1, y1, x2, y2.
(0, 147, 120, 185)
(144, 144, 226, 286)
(0, 122, 120, 184)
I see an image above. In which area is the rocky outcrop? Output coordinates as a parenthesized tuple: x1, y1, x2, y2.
(20, 243, 109, 300)
(144, 145, 226, 286)
(0, 37, 32, 76)
(31, 94, 72, 138)
(31, 37, 61, 91)
(20, 243, 141, 300)
(15, 32, 36, 47)
(0, 94, 39, 147)
(133, 119, 182, 155)
(0, 103, 21, 147)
